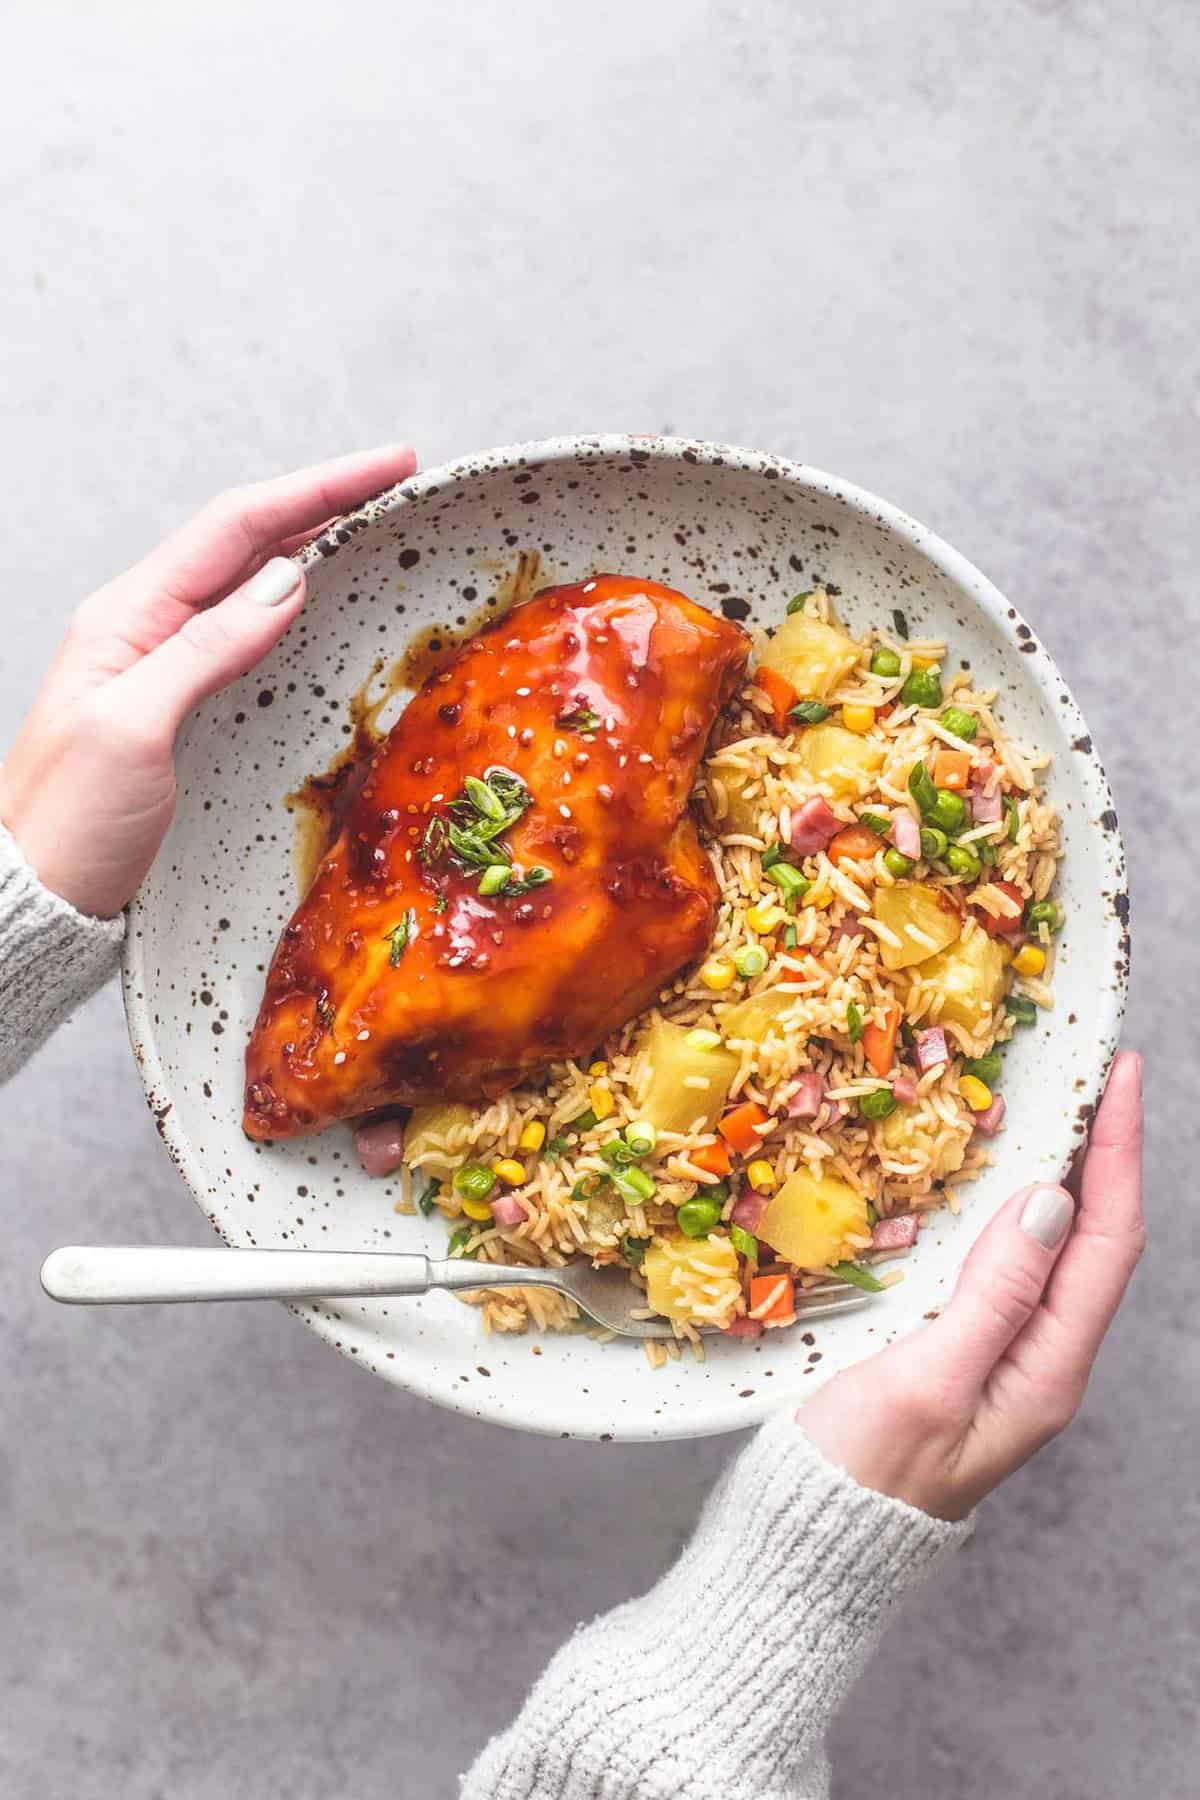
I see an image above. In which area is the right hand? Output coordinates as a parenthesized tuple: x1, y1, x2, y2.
(799, 1049, 1144, 1520)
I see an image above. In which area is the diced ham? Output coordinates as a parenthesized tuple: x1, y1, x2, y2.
(830, 912, 865, 945)
(892, 1071, 919, 1105)
(871, 1213, 919, 1250)
(789, 795, 842, 856)
(972, 1095, 1007, 1136)
(726, 1315, 765, 1340)
(490, 1192, 528, 1227)
(971, 785, 1003, 824)
(892, 808, 921, 860)
(355, 1118, 407, 1177)
(786, 1072, 826, 1119)
(975, 757, 996, 783)
(731, 1187, 770, 1232)
(914, 1027, 949, 1072)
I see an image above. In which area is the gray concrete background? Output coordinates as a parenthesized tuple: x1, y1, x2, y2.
(1, 2, 1196, 1794)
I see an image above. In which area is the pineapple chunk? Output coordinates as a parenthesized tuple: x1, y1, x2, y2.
(794, 723, 885, 801)
(644, 1232, 740, 1325)
(720, 988, 795, 1046)
(757, 1168, 869, 1270)
(916, 929, 1007, 1033)
(708, 758, 765, 834)
(759, 612, 859, 699)
(639, 1017, 739, 1136)
(873, 882, 963, 971)
(880, 1104, 970, 1180)
(402, 1103, 474, 1177)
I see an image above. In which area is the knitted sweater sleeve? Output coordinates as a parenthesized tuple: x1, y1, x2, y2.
(461, 1415, 971, 1800)
(0, 822, 125, 1081)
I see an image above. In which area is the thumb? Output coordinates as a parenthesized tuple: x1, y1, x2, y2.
(107, 556, 306, 745)
(913, 1182, 1076, 1394)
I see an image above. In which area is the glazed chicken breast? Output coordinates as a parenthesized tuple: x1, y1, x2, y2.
(243, 575, 750, 1139)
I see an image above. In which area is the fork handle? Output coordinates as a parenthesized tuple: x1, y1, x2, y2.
(40, 1244, 566, 1306)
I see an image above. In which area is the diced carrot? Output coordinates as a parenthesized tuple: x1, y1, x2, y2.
(718, 1100, 772, 1154)
(861, 1001, 901, 1078)
(827, 824, 882, 868)
(932, 749, 972, 790)
(973, 878, 1026, 937)
(689, 1137, 732, 1178)
(755, 667, 799, 733)
(748, 1272, 796, 1326)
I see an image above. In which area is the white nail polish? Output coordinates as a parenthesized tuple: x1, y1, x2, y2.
(243, 557, 301, 607)
(1020, 1185, 1074, 1249)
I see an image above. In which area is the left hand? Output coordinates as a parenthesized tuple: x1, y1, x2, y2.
(0, 445, 416, 919)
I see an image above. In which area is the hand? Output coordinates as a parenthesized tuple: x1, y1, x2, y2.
(0, 445, 417, 919)
(799, 1049, 1144, 1520)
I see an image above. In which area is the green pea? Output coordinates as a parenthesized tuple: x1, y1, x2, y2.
(453, 1163, 496, 1203)
(734, 943, 769, 979)
(926, 788, 967, 834)
(786, 591, 815, 614)
(962, 1052, 1002, 1085)
(677, 1196, 722, 1239)
(859, 1086, 897, 1121)
(1026, 899, 1065, 933)
(920, 825, 949, 860)
(940, 706, 978, 742)
(908, 759, 938, 814)
(945, 843, 981, 879)
(870, 647, 902, 678)
(1005, 994, 1039, 1025)
(789, 699, 831, 726)
(883, 848, 915, 877)
(900, 668, 943, 709)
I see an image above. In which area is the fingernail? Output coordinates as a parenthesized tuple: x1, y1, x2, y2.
(242, 557, 301, 607)
(1020, 1185, 1075, 1249)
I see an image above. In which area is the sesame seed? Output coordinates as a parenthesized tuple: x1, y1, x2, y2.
(333, 1051, 347, 1064)
(583, 581, 596, 592)
(573, 751, 589, 768)
(553, 739, 567, 758)
(562, 771, 572, 786)
(515, 686, 531, 696)
(638, 752, 653, 765)
(519, 728, 535, 746)
(597, 784, 614, 803)
(618, 754, 628, 768)
(357, 1029, 370, 1041)
(559, 803, 572, 819)
(604, 715, 617, 730)
(506, 724, 517, 738)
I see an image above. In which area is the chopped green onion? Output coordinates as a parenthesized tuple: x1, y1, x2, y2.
(908, 759, 938, 814)
(767, 862, 810, 905)
(685, 1028, 723, 1052)
(859, 1086, 897, 1120)
(432, 893, 449, 915)
(734, 943, 769, 979)
(612, 1164, 657, 1204)
(1004, 794, 1020, 842)
(864, 1201, 879, 1227)
(900, 668, 943, 709)
(1005, 994, 1039, 1025)
(624, 1120, 658, 1157)
(977, 837, 998, 867)
(846, 1001, 865, 1043)
(556, 705, 601, 733)
(892, 608, 909, 640)
(478, 863, 513, 896)
(416, 1178, 439, 1217)
(568, 1107, 599, 1133)
(600, 1137, 639, 1169)
(619, 1234, 649, 1267)
(453, 1163, 496, 1202)
(1026, 899, 1065, 933)
(860, 811, 892, 836)
(446, 1226, 478, 1259)
(920, 825, 949, 860)
(789, 699, 831, 726)
(786, 590, 815, 614)
(963, 1052, 1003, 1085)
(829, 1260, 886, 1293)
(761, 842, 784, 869)
(447, 821, 511, 870)
(926, 788, 968, 835)
(421, 816, 448, 864)
(508, 865, 552, 895)
(883, 848, 915, 878)
(676, 1195, 722, 1238)
(571, 1172, 608, 1202)
(543, 1134, 570, 1157)
(945, 842, 981, 880)
(870, 647, 902, 678)
(464, 774, 507, 822)
(730, 1224, 759, 1264)
(383, 908, 418, 966)
(783, 923, 799, 950)
(940, 707, 978, 742)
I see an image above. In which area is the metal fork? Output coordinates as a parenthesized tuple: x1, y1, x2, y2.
(40, 1245, 873, 1339)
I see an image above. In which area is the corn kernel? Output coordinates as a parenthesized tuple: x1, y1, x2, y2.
(910, 654, 938, 671)
(493, 1158, 526, 1186)
(588, 1060, 608, 1077)
(959, 1074, 993, 1112)
(589, 1083, 615, 1121)
(460, 1194, 493, 1221)
(746, 1159, 778, 1194)
(747, 902, 785, 934)
(1012, 944, 1046, 977)
(842, 703, 876, 734)
(518, 1120, 546, 1153)
(701, 956, 737, 991)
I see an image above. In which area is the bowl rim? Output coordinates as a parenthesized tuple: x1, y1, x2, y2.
(123, 433, 1129, 1439)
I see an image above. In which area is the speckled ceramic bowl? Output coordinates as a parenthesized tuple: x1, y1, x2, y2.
(123, 436, 1128, 1440)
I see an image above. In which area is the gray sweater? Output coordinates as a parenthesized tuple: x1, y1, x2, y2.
(0, 822, 970, 1797)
